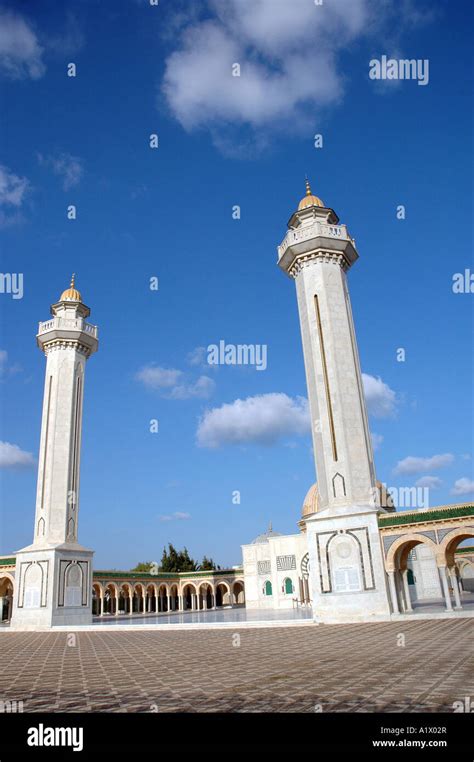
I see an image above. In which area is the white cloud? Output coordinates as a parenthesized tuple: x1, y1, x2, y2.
(371, 432, 383, 451)
(0, 349, 21, 378)
(0, 441, 35, 468)
(136, 365, 183, 389)
(362, 373, 397, 418)
(46, 13, 84, 57)
(161, 0, 432, 150)
(195, 372, 396, 448)
(0, 164, 30, 206)
(162, 3, 349, 136)
(37, 153, 83, 191)
(451, 478, 474, 497)
(159, 511, 191, 522)
(197, 392, 309, 448)
(136, 364, 215, 399)
(393, 453, 454, 476)
(0, 164, 30, 227)
(0, 9, 45, 80)
(414, 476, 443, 489)
(168, 375, 215, 400)
(186, 346, 207, 367)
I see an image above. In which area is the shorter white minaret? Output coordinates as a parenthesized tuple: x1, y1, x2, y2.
(11, 276, 98, 629)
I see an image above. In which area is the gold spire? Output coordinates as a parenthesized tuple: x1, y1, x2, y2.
(298, 177, 325, 210)
(59, 273, 82, 302)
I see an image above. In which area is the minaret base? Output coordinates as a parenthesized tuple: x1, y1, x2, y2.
(306, 507, 391, 622)
(10, 545, 93, 630)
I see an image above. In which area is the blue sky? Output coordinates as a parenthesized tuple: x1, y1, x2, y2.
(0, 0, 472, 569)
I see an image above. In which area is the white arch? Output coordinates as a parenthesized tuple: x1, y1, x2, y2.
(181, 582, 197, 594)
(198, 581, 215, 593)
(214, 580, 231, 594)
(385, 533, 440, 571)
(440, 529, 474, 561)
(103, 581, 119, 593)
(0, 571, 15, 588)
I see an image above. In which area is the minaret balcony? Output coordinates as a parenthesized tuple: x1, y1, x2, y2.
(38, 317, 98, 337)
(277, 220, 358, 274)
(37, 317, 98, 354)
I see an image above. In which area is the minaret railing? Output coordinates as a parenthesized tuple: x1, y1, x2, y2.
(277, 221, 351, 259)
(38, 317, 98, 337)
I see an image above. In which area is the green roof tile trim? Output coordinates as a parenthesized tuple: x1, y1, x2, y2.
(93, 568, 242, 580)
(378, 505, 474, 528)
(94, 572, 177, 580)
(171, 569, 243, 578)
(0, 559, 244, 577)
(456, 546, 474, 553)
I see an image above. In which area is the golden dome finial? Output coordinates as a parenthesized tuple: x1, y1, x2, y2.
(298, 176, 324, 210)
(59, 273, 82, 303)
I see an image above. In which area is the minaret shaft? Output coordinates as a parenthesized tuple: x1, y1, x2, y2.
(34, 347, 86, 546)
(295, 260, 376, 511)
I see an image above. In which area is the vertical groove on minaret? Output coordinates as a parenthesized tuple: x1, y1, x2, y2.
(314, 295, 338, 461)
(69, 374, 82, 521)
(40, 375, 53, 511)
(343, 279, 376, 487)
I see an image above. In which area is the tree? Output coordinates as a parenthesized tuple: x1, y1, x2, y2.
(159, 545, 177, 572)
(130, 561, 154, 573)
(158, 544, 197, 572)
(179, 547, 196, 572)
(137, 547, 221, 573)
(199, 556, 220, 571)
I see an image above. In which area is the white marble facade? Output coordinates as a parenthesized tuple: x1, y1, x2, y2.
(242, 528, 310, 610)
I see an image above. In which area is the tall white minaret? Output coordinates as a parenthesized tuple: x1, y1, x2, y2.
(279, 180, 377, 511)
(278, 182, 391, 621)
(11, 276, 98, 629)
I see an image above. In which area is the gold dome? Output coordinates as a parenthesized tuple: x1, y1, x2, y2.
(298, 178, 324, 210)
(302, 482, 319, 518)
(59, 274, 82, 302)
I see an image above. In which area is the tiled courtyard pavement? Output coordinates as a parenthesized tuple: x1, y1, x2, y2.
(0, 619, 472, 713)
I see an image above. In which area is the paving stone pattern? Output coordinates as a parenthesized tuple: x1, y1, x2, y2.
(0, 620, 472, 713)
